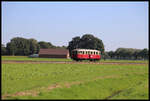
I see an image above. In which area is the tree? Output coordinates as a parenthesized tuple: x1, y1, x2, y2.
(133, 49, 141, 60)
(111, 48, 149, 60)
(11, 37, 30, 55)
(6, 37, 32, 56)
(80, 34, 104, 53)
(103, 52, 110, 60)
(38, 41, 54, 49)
(115, 48, 124, 59)
(29, 38, 39, 54)
(139, 48, 149, 60)
(54, 45, 67, 49)
(67, 34, 104, 56)
(67, 36, 81, 56)
(108, 51, 115, 59)
(61, 45, 67, 49)
(1, 44, 7, 55)
(6, 41, 17, 55)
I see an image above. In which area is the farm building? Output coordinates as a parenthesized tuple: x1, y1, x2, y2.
(39, 48, 70, 58)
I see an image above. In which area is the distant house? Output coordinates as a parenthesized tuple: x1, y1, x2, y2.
(39, 49, 70, 58)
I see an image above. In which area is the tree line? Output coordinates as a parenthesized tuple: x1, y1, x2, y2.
(1, 34, 149, 60)
(1, 37, 67, 56)
(104, 48, 149, 60)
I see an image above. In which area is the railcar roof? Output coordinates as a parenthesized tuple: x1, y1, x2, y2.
(72, 49, 100, 52)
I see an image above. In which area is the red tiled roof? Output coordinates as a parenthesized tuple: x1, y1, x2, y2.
(39, 49, 69, 55)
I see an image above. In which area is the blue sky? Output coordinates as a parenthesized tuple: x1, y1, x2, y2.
(2, 2, 148, 51)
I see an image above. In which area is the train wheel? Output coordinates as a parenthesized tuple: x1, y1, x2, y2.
(76, 59, 79, 62)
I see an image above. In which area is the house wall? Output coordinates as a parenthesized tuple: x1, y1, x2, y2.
(67, 53, 70, 59)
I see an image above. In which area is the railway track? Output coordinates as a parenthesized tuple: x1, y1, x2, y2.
(2, 60, 148, 65)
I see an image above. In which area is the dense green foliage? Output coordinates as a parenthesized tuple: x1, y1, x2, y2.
(67, 34, 105, 56)
(2, 37, 67, 56)
(106, 48, 149, 60)
(5, 37, 39, 56)
(2, 62, 148, 99)
(29, 39, 40, 54)
(38, 41, 55, 49)
(1, 44, 7, 55)
(38, 41, 67, 49)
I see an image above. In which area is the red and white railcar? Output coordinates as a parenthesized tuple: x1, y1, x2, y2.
(71, 49, 101, 61)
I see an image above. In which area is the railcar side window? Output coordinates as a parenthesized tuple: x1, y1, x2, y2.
(83, 51, 85, 54)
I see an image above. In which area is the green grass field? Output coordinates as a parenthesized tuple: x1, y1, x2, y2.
(2, 56, 72, 61)
(2, 56, 149, 100)
(2, 56, 148, 63)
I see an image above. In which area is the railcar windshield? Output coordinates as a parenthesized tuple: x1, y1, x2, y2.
(72, 51, 77, 55)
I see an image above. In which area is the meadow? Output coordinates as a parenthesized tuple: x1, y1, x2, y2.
(2, 56, 148, 63)
(2, 56, 149, 99)
(2, 56, 72, 61)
